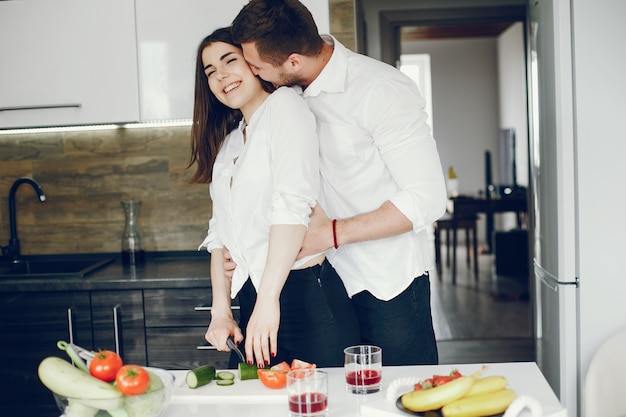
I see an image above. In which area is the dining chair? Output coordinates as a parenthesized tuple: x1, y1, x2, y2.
(583, 326, 626, 416)
(434, 213, 479, 284)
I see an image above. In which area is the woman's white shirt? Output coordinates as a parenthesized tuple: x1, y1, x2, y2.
(199, 86, 321, 298)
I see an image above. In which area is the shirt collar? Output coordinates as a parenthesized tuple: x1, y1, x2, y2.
(302, 35, 348, 98)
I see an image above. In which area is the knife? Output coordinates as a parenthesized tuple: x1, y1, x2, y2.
(226, 336, 246, 363)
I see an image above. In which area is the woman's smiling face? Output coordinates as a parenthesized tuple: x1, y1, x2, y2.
(202, 41, 266, 115)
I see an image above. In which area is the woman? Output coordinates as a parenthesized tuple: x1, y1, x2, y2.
(188, 27, 360, 369)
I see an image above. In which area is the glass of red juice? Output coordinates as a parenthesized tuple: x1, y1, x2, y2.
(286, 369, 328, 417)
(344, 345, 382, 394)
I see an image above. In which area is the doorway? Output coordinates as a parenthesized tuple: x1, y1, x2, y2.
(373, 5, 533, 349)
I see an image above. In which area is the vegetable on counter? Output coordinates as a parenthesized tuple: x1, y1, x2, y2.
(238, 363, 259, 381)
(185, 365, 216, 389)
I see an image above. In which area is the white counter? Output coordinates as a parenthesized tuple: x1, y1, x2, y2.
(164, 362, 567, 417)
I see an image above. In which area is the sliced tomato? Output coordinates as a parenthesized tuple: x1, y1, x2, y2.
(270, 361, 292, 373)
(258, 368, 288, 389)
(450, 369, 463, 379)
(290, 359, 316, 370)
(434, 375, 453, 386)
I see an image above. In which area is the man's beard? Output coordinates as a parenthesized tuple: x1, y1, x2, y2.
(272, 69, 302, 88)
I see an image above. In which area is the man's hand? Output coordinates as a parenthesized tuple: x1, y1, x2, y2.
(297, 204, 334, 260)
(222, 247, 236, 279)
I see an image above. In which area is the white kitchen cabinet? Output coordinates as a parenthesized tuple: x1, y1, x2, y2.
(134, 0, 330, 122)
(0, 0, 140, 129)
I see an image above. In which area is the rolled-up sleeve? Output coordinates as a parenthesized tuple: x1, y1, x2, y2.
(198, 216, 223, 252)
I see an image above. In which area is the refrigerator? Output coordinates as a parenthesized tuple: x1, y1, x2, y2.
(528, 0, 626, 416)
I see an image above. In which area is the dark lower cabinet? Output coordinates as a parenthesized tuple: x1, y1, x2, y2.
(0, 291, 92, 417)
(0, 284, 228, 416)
(91, 290, 147, 365)
(144, 288, 239, 370)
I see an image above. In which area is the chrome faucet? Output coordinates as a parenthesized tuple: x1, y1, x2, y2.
(2, 177, 46, 262)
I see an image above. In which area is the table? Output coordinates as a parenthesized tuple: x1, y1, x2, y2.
(449, 195, 527, 281)
(164, 362, 566, 417)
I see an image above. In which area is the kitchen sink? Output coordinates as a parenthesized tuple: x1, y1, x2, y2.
(0, 258, 114, 279)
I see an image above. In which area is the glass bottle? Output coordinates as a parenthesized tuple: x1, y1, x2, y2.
(120, 200, 145, 265)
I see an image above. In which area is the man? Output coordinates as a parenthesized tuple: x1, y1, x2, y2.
(230, 0, 447, 365)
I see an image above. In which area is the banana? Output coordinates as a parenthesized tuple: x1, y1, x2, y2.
(401, 374, 478, 412)
(465, 375, 509, 397)
(442, 388, 517, 417)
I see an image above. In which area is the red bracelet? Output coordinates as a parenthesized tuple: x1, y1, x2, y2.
(332, 219, 339, 249)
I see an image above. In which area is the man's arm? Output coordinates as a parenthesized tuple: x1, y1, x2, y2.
(298, 201, 412, 259)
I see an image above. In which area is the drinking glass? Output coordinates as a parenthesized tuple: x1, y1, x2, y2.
(286, 369, 329, 417)
(344, 345, 382, 394)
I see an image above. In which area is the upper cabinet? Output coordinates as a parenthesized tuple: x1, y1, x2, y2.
(0, 0, 140, 129)
(0, 0, 329, 129)
(134, 0, 329, 122)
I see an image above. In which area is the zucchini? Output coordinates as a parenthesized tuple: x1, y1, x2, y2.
(238, 363, 259, 380)
(38, 357, 122, 410)
(216, 371, 235, 381)
(216, 379, 235, 386)
(185, 365, 216, 389)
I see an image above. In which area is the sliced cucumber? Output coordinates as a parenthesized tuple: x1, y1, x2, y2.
(216, 371, 235, 381)
(238, 363, 259, 380)
(185, 365, 216, 389)
(216, 379, 235, 386)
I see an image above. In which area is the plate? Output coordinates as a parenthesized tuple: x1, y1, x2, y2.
(395, 396, 504, 417)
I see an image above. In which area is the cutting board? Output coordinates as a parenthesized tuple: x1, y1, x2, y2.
(169, 370, 287, 404)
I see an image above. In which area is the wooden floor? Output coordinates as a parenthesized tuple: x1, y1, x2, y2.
(429, 241, 536, 365)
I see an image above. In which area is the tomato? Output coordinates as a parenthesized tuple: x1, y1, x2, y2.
(450, 369, 463, 379)
(89, 350, 123, 382)
(271, 361, 292, 373)
(115, 364, 150, 396)
(290, 359, 316, 370)
(258, 368, 288, 389)
(434, 375, 453, 386)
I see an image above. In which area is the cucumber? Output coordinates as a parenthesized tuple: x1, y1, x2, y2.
(185, 365, 216, 389)
(38, 357, 122, 410)
(238, 363, 259, 380)
(216, 371, 235, 381)
(216, 379, 235, 386)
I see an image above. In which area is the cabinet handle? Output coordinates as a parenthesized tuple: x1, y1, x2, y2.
(113, 304, 123, 357)
(194, 305, 240, 312)
(196, 342, 218, 351)
(67, 307, 76, 345)
(0, 103, 82, 111)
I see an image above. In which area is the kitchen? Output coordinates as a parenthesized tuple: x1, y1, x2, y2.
(1, 1, 625, 417)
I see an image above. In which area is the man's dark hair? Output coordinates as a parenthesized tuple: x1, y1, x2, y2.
(232, 0, 325, 66)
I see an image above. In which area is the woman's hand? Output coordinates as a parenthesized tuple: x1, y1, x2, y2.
(297, 203, 333, 260)
(244, 297, 280, 367)
(222, 247, 237, 279)
(205, 314, 243, 352)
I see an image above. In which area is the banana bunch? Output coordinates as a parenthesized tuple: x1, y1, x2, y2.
(401, 371, 516, 417)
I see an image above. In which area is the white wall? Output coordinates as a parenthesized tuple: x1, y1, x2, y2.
(402, 38, 500, 196)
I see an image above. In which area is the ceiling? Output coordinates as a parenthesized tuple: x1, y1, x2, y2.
(400, 22, 515, 41)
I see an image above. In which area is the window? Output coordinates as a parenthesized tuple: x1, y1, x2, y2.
(399, 54, 434, 134)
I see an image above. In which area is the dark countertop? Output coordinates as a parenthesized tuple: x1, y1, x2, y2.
(0, 251, 211, 292)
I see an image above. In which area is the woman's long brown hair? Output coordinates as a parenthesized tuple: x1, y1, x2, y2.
(187, 27, 273, 184)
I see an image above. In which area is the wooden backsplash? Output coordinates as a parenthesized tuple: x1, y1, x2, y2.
(0, 125, 211, 255)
